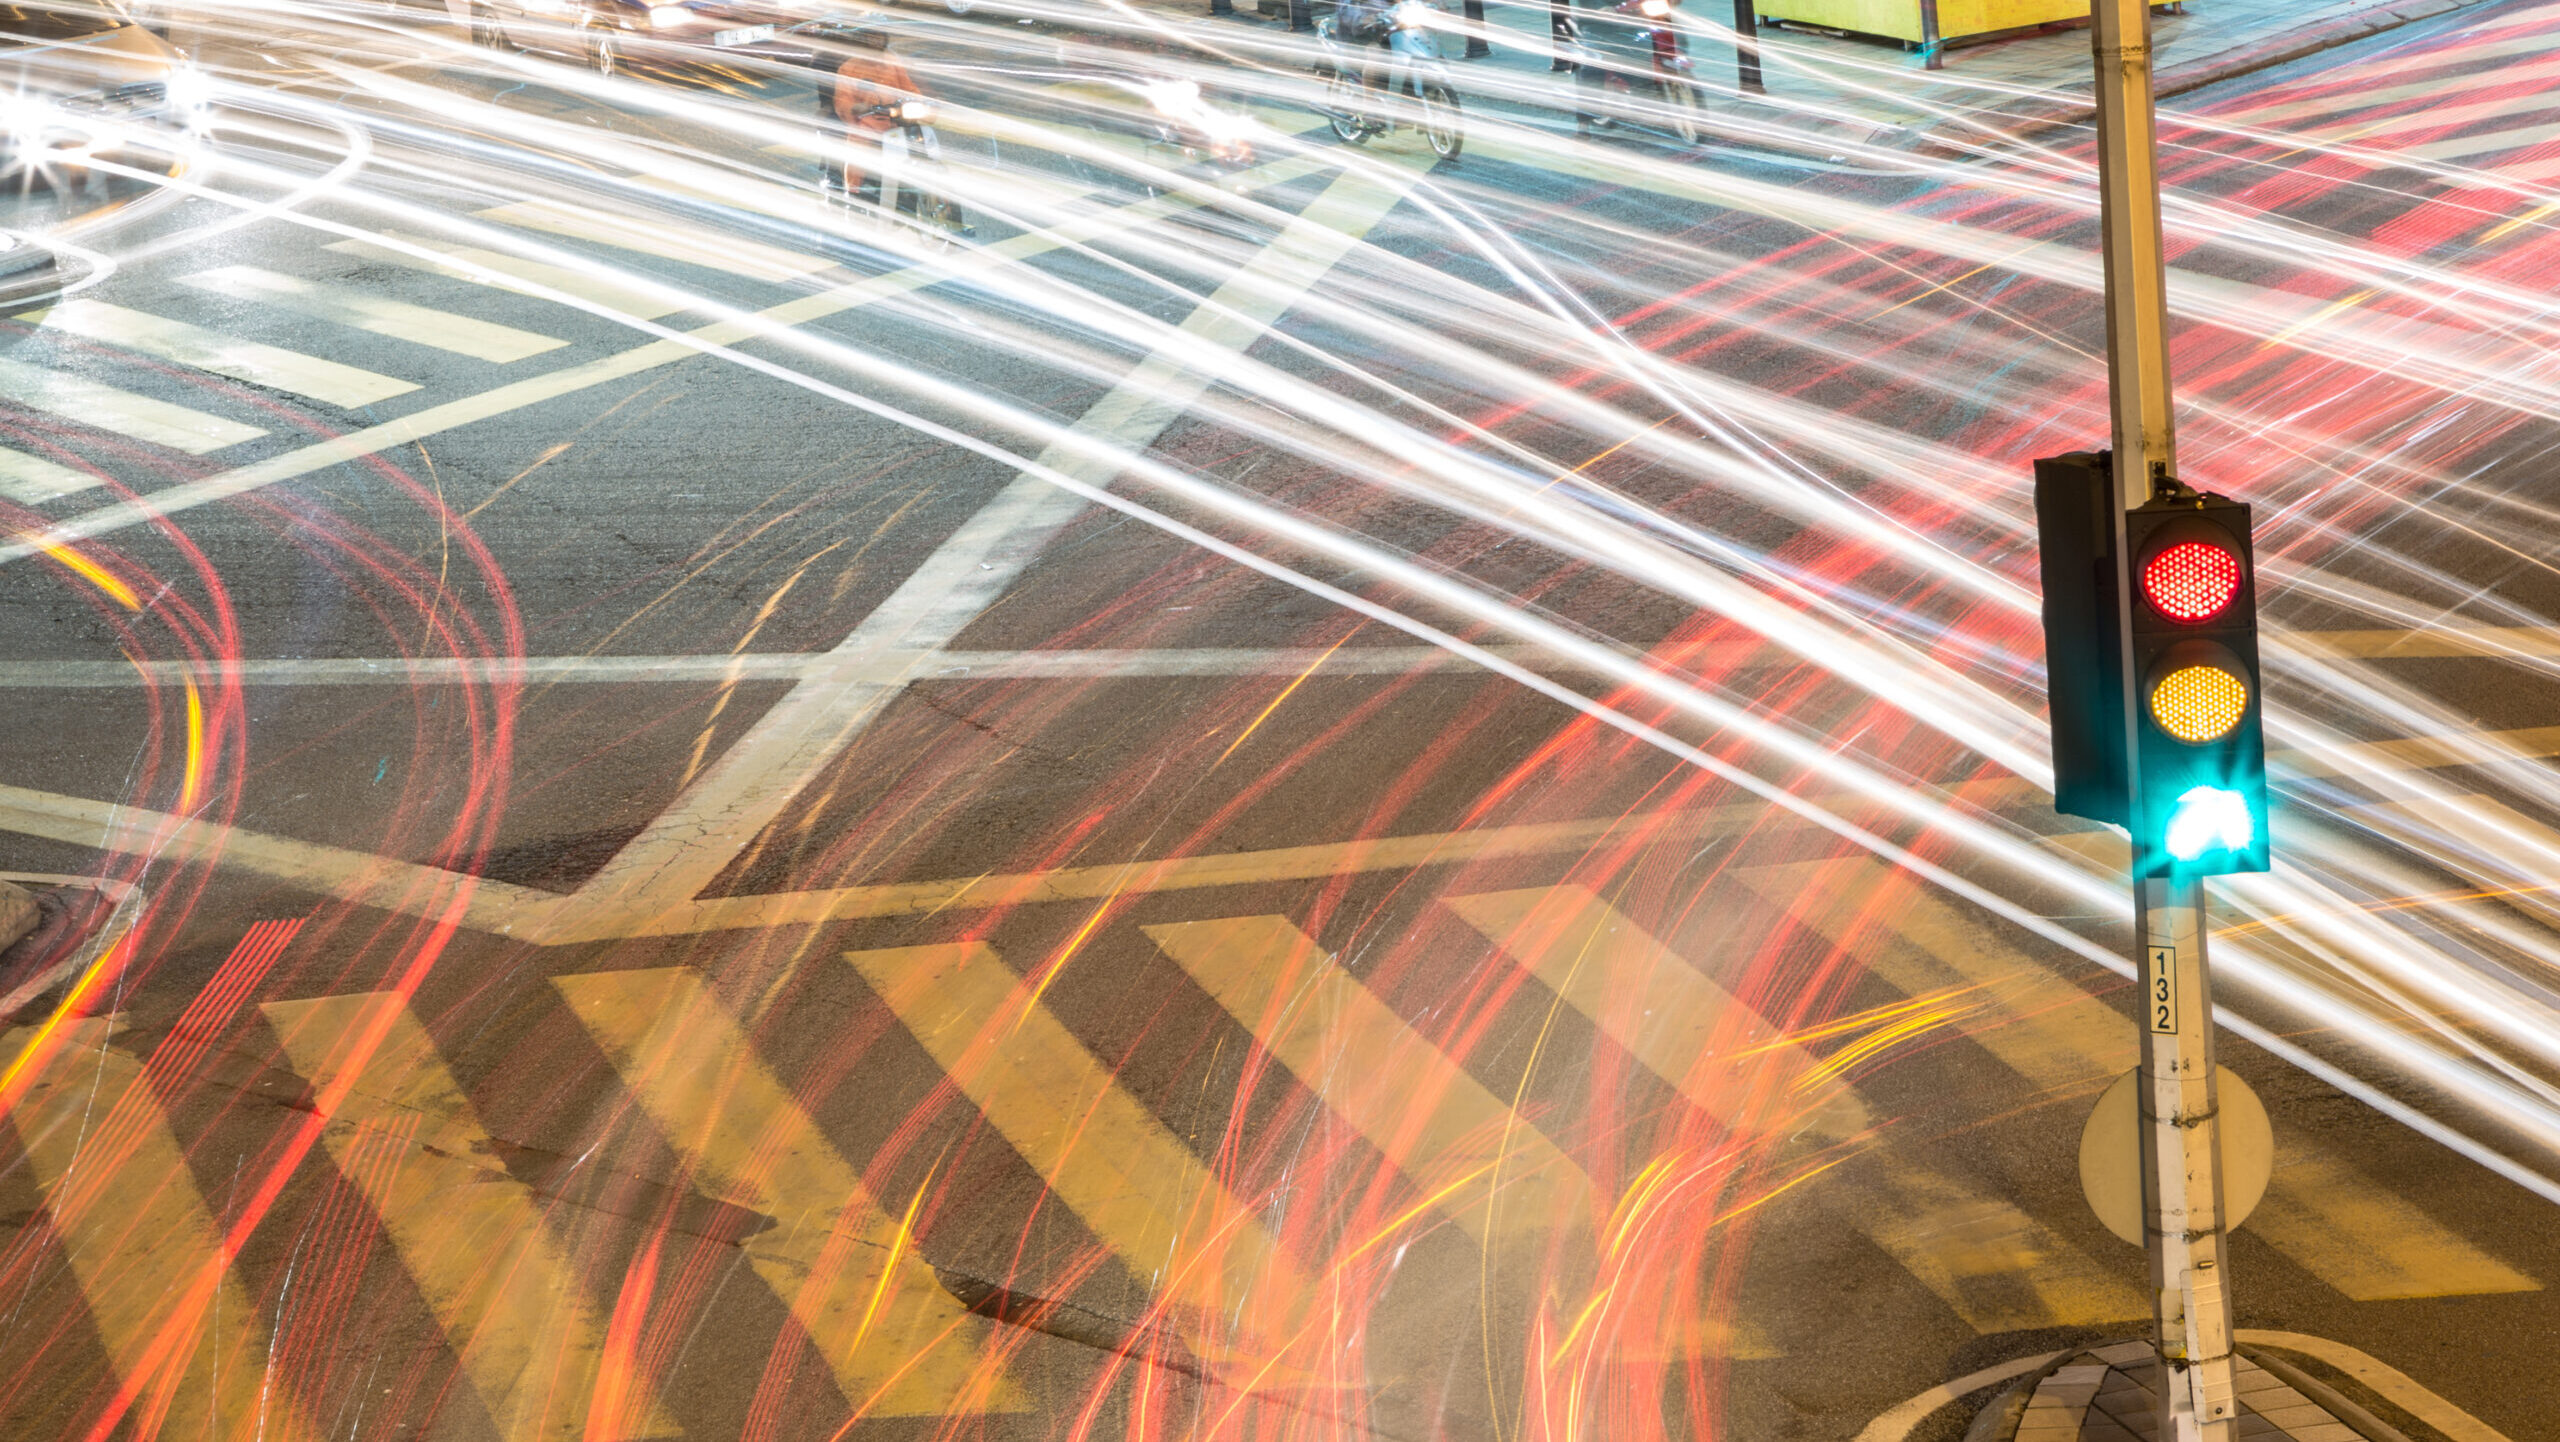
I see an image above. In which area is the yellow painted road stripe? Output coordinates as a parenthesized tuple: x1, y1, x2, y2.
(841, 942, 1301, 1357)
(552, 967, 1024, 1416)
(2288, 626, 2560, 660)
(1147, 913, 1588, 1249)
(1749, 857, 2537, 1304)
(3, 1018, 313, 1441)
(1456, 885, 2141, 1334)
(1149, 909, 1782, 1359)
(21, 301, 420, 409)
(2244, 1141, 2538, 1301)
(0, 446, 97, 502)
(479, 200, 834, 283)
(324, 235, 697, 322)
(179, 266, 570, 363)
(260, 993, 680, 1441)
(1447, 885, 1866, 1141)
(0, 356, 265, 454)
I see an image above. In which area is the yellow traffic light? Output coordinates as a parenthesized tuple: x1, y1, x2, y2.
(2149, 662, 2249, 744)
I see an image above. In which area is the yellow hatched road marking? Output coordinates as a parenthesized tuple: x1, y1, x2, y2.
(1750, 858, 2538, 1304)
(0, 355, 265, 454)
(1150, 910, 1782, 1358)
(1447, 886, 1866, 1141)
(21, 301, 420, 409)
(0, 447, 97, 503)
(480, 200, 833, 283)
(2243, 1141, 2538, 1301)
(552, 967, 1025, 1416)
(1456, 886, 2141, 1335)
(179, 266, 571, 363)
(324, 235, 697, 322)
(1146, 914, 1589, 1251)
(2, 1018, 315, 1441)
(841, 942, 1303, 1360)
(260, 993, 680, 1441)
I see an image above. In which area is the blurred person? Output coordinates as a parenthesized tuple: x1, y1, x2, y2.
(829, 28, 924, 209)
(1547, 0, 1576, 70)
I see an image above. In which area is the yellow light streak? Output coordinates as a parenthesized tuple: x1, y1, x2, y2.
(1214, 630, 1354, 767)
(33, 538, 139, 611)
(180, 678, 205, 814)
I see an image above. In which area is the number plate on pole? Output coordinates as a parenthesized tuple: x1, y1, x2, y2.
(2147, 945, 2177, 1033)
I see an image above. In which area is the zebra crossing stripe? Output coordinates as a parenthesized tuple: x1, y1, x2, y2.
(0, 447, 98, 503)
(0, 356, 265, 454)
(22, 301, 420, 410)
(552, 967, 1027, 1416)
(1454, 885, 2143, 1335)
(178, 266, 571, 363)
(3, 1017, 315, 1441)
(479, 200, 834, 283)
(324, 236, 697, 322)
(260, 992, 682, 1441)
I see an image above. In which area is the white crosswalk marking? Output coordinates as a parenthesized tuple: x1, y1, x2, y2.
(21, 301, 419, 409)
(0, 447, 98, 502)
(178, 266, 569, 363)
(324, 235, 695, 322)
(0, 356, 265, 453)
(480, 199, 834, 282)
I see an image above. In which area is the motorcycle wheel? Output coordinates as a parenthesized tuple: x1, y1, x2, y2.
(1418, 81, 1463, 160)
(1663, 78, 1702, 145)
(468, 3, 506, 47)
(1323, 71, 1369, 144)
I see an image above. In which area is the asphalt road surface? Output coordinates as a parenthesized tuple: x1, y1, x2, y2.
(6, 2, 2560, 1439)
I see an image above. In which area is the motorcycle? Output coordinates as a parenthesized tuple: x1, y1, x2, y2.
(829, 99, 974, 241)
(1573, 0, 1704, 145)
(1314, 0, 1463, 162)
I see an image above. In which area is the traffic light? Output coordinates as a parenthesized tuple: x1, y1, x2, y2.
(2034, 452, 2268, 874)
(2034, 452, 2127, 826)
(2125, 487, 2267, 876)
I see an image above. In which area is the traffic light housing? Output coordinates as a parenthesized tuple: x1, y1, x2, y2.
(2035, 452, 2269, 875)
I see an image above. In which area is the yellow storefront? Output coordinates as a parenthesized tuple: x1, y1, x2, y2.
(1753, 0, 2176, 47)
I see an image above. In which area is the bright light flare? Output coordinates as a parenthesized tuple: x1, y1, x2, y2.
(2166, 785, 2256, 862)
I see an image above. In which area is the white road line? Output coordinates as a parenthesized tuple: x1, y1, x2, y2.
(0, 448, 99, 503)
(479, 199, 835, 283)
(0, 356, 266, 455)
(0, 155, 1338, 569)
(0, 644, 1577, 687)
(548, 164, 1421, 943)
(178, 266, 569, 363)
(323, 236, 697, 322)
(20, 301, 420, 410)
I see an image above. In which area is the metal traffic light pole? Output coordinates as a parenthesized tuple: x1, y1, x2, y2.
(2090, 1, 2241, 1437)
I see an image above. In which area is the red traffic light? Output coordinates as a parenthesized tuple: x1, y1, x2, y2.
(2141, 539, 2242, 624)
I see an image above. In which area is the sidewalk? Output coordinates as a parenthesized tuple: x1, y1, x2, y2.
(1972, 1341, 2431, 1442)
(1143, 0, 2500, 152)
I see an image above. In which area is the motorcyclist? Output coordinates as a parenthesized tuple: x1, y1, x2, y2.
(828, 29, 926, 210)
(1332, 0, 1395, 99)
(1573, 0, 1661, 134)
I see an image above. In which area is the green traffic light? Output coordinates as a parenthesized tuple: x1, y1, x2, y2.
(2164, 785, 2255, 863)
